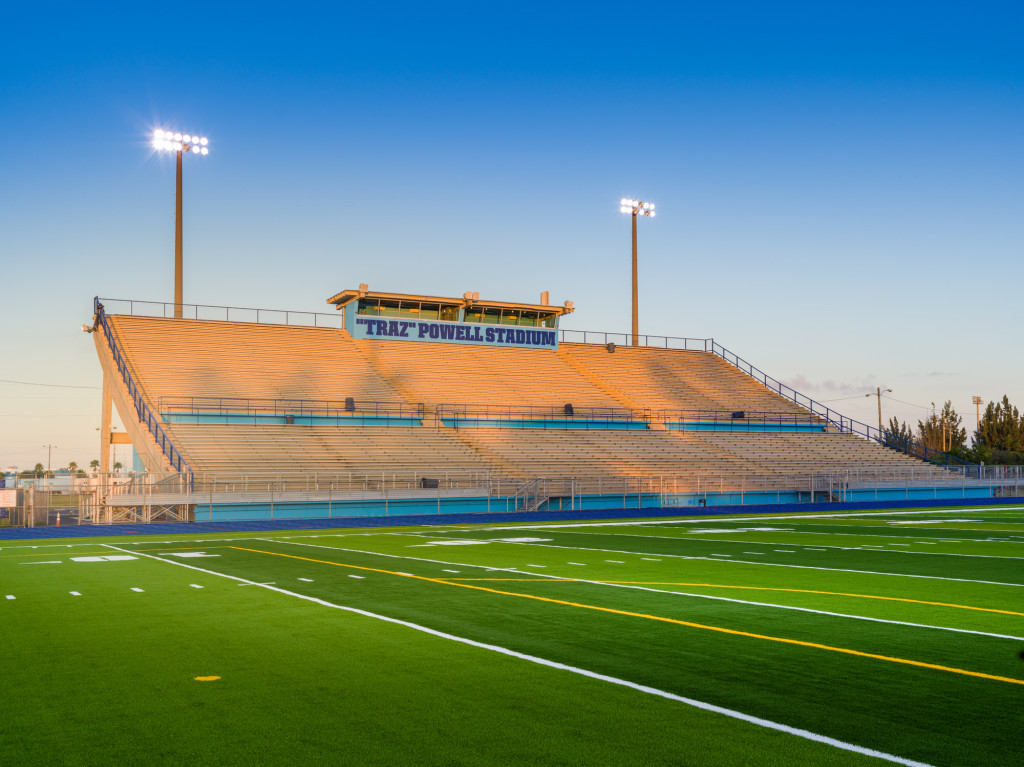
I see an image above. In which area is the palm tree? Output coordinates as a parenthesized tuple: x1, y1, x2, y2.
(89, 459, 99, 474)
(113, 461, 123, 474)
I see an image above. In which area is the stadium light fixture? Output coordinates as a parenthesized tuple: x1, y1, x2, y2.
(972, 395, 983, 431)
(620, 199, 655, 346)
(152, 128, 210, 319)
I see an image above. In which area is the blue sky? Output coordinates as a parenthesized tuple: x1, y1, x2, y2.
(1, 2, 1021, 469)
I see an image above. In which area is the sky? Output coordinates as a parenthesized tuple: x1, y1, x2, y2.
(1, 2, 1022, 470)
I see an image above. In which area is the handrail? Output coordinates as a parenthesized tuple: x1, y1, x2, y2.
(93, 300, 193, 479)
(96, 297, 342, 328)
(707, 341, 975, 467)
(558, 329, 711, 350)
(157, 395, 829, 428)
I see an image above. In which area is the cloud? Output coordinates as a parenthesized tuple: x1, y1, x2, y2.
(780, 374, 877, 398)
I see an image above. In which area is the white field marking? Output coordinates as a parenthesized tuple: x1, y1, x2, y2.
(442, 569, 460, 573)
(743, 552, 765, 555)
(71, 555, 137, 562)
(890, 544, 911, 546)
(19, 561, 62, 565)
(806, 549, 827, 551)
(130, 588, 144, 592)
(396, 572, 413, 576)
(527, 564, 546, 568)
(774, 550, 796, 553)
(409, 540, 492, 547)
(917, 542, 936, 544)
(641, 558, 661, 561)
(96, 543, 934, 767)
(531, 530, 1024, 562)
(238, 582, 276, 587)
(5, 595, 14, 600)
(70, 591, 81, 596)
(348, 575, 365, 579)
(605, 560, 625, 563)
(269, 535, 1024, 595)
(190, 584, 204, 589)
(443, 537, 1024, 589)
(166, 552, 220, 558)
(298, 578, 314, 582)
(244, 540, 1024, 638)
(481, 506, 1024, 532)
(491, 537, 553, 543)
(567, 562, 586, 566)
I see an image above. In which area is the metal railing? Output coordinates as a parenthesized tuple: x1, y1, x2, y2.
(558, 329, 711, 349)
(706, 341, 974, 467)
(94, 300, 192, 477)
(96, 297, 342, 328)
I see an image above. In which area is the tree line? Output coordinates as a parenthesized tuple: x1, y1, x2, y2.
(885, 395, 1024, 464)
(16, 459, 124, 478)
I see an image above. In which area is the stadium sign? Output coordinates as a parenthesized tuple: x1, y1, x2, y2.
(351, 316, 558, 349)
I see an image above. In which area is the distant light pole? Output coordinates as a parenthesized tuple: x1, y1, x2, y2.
(153, 129, 209, 318)
(866, 387, 893, 433)
(620, 198, 655, 346)
(972, 395, 983, 431)
(42, 444, 57, 474)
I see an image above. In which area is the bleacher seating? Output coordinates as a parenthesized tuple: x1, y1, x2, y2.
(105, 315, 947, 485)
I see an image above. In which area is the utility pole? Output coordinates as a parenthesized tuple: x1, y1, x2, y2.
(865, 387, 893, 433)
(972, 396, 983, 431)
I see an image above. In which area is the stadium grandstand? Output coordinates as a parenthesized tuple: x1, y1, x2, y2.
(81, 288, 991, 524)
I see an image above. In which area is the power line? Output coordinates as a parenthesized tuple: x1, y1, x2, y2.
(818, 394, 870, 403)
(881, 394, 931, 410)
(0, 379, 100, 390)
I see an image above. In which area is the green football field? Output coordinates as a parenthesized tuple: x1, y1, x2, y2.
(2, 505, 1023, 766)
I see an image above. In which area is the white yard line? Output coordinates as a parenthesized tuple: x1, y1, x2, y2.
(98, 542, 933, 767)
(255, 540, 1022, 639)
(482, 507, 1024, 532)
(273, 536, 1024, 590)
(526, 530, 1024, 561)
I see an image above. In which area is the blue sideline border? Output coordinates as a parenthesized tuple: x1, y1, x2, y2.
(2, 495, 1022, 541)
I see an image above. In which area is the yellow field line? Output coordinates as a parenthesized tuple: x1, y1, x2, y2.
(229, 546, 1024, 687)
(439, 579, 1024, 618)
(594, 582, 1024, 618)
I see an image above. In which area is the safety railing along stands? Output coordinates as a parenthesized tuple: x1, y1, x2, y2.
(94, 300, 193, 480)
(706, 341, 975, 468)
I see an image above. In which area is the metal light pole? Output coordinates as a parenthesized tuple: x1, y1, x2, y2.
(865, 387, 893, 433)
(153, 129, 209, 318)
(620, 199, 655, 346)
(42, 444, 57, 474)
(972, 395, 983, 431)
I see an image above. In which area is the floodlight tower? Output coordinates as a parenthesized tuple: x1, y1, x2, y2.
(620, 199, 655, 346)
(152, 129, 209, 318)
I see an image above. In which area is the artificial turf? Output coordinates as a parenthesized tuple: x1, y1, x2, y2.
(1, 505, 1022, 765)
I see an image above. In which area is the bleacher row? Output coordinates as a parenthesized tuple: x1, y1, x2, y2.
(107, 316, 945, 484)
